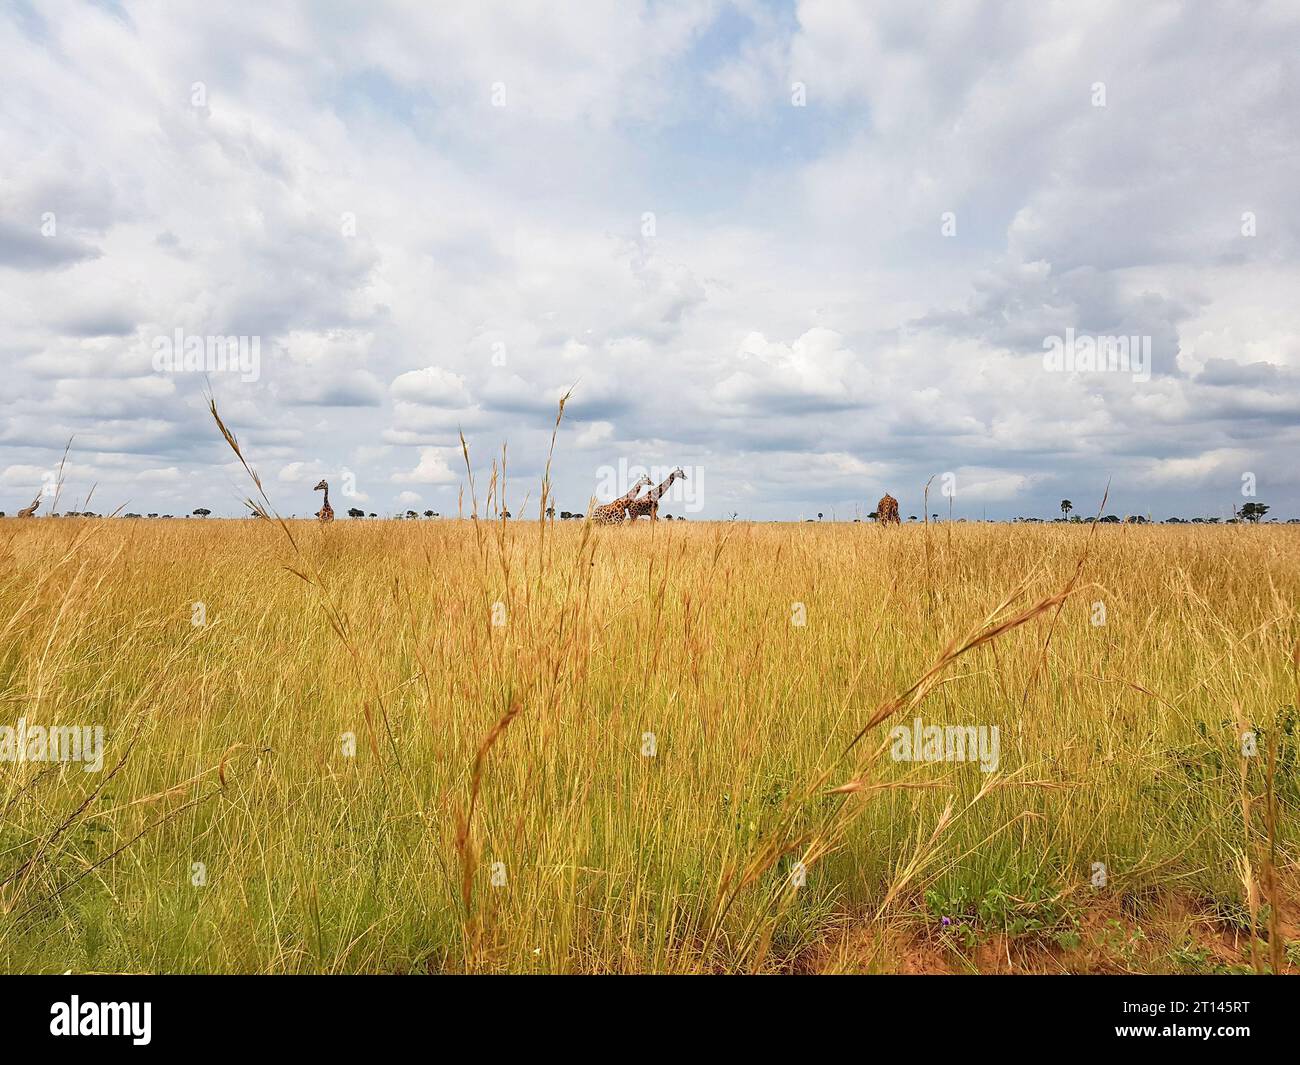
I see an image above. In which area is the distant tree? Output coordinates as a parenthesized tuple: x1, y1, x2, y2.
(908, 515, 917, 521)
(931, 513, 938, 522)
(546, 506, 555, 519)
(423, 510, 434, 518)
(817, 512, 824, 521)
(1100, 514, 1121, 523)
(148, 513, 158, 518)
(501, 510, 511, 519)
(192, 508, 211, 518)
(1239, 502, 1270, 523)
(1060, 499, 1072, 518)
(868, 511, 878, 521)
(368, 512, 377, 518)
(560, 511, 573, 520)
(348, 507, 364, 518)
(405, 510, 418, 519)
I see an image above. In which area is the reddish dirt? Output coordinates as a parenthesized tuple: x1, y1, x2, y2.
(807, 878, 1300, 975)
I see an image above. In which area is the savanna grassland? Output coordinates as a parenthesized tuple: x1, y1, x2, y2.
(1, 512, 1297, 974)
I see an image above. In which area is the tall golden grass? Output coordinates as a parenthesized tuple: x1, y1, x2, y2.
(0, 488, 1296, 972)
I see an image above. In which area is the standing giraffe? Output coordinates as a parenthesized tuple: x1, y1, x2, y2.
(314, 479, 335, 523)
(876, 493, 900, 525)
(590, 474, 651, 526)
(627, 468, 686, 522)
(17, 493, 41, 518)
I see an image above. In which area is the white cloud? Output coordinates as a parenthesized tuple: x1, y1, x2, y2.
(2, 2, 1298, 519)
(391, 367, 471, 407)
(1141, 449, 1255, 486)
(138, 466, 182, 482)
(392, 447, 459, 485)
(574, 421, 614, 448)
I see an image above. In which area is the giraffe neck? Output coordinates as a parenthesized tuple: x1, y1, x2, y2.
(322, 486, 330, 508)
(615, 480, 647, 507)
(648, 472, 677, 502)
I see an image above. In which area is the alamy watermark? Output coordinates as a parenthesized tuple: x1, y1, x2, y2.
(1042, 328, 1150, 382)
(50, 997, 151, 1045)
(152, 328, 260, 382)
(889, 715, 999, 773)
(594, 460, 705, 513)
(1, 717, 104, 772)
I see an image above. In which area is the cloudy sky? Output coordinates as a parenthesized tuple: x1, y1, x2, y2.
(2, 0, 1298, 520)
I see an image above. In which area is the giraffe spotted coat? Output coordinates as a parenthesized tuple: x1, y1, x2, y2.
(590, 475, 651, 526)
(876, 493, 900, 525)
(626, 468, 686, 522)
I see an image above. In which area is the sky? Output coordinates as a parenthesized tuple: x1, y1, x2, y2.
(2, 0, 1298, 521)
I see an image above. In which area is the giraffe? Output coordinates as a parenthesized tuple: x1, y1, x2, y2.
(627, 468, 686, 522)
(876, 493, 900, 525)
(16, 492, 41, 518)
(590, 474, 651, 526)
(314, 479, 335, 523)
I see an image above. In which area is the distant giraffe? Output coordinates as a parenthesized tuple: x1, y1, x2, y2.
(17, 493, 41, 518)
(876, 493, 900, 525)
(314, 479, 335, 523)
(627, 468, 686, 522)
(590, 474, 651, 526)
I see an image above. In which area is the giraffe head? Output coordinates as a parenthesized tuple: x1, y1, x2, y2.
(633, 474, 653, 491)
(314, 479, 329, 491)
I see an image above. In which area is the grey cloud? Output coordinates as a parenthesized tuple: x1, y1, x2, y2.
(53, 310, 137, 337)
(281, 369, 385, 408)
(0, 219, 101, 269)
(1196, 359, 1291, 389)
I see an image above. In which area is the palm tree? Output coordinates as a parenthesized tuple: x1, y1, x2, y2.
(1060, 499, 1072, 519)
